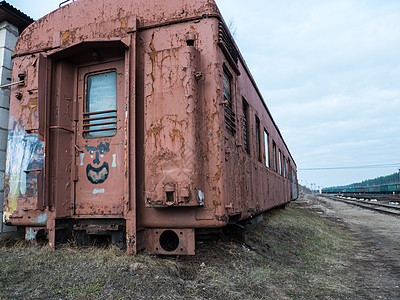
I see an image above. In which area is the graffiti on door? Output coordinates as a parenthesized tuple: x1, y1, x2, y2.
(82, 142, 111, 184)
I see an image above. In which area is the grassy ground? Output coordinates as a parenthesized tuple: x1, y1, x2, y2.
(0, 201, 356, 299)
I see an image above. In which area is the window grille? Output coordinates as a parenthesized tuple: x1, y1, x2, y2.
(223, 68, 235, 135)
(243, 99, 250, 154)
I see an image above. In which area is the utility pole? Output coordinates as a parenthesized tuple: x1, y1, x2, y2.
(398, 169, 400, 195)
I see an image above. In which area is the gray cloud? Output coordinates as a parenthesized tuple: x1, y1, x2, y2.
(216, 0, 400, 187)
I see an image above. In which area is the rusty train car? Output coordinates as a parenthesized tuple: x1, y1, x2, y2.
(3, 0, 298, 255)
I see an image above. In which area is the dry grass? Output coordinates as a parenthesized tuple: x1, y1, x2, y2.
(0, 201, 356, 299)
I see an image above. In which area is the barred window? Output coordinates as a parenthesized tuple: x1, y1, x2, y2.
(273, 142, 277, 172)
(223, 67, 235, 135)
(85, 71, 117, 138)
(243, 99, 250, 154)
(286, 159, 290, 178)
(256, 116, 261, 162)
(264, 130, 270, 167)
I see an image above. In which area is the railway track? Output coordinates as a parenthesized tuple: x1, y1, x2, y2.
(342, 194, 400, 202)
(323, 195, 400, 217)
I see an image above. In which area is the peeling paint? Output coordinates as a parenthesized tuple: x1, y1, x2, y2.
(35, 213, 47, 224)
(4, 121, 45, 221)
(198, 190, 204, 206)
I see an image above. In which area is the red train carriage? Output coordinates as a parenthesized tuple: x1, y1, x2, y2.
(3, 0, 298, 255)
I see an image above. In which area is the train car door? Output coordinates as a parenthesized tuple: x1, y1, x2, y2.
(74, 60, 125, 216)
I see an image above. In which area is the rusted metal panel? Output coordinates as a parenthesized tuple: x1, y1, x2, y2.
(144, 45, 203, 208)
(4, 0, 298, 255)
(146, 228, 195, 255)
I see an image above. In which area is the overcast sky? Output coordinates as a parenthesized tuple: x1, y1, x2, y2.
(8, 0, 400, 189)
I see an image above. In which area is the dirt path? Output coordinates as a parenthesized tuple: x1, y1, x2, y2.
(298, 192, 400, 299)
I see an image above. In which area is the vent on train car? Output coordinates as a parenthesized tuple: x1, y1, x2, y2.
(218, 22, 239, 65)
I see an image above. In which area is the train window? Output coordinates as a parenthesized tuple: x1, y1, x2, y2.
(85, 71, 117, 138)
(272, 142, 277, 172)
(223, 67, 236, 135)
(264, 129, 270, 167)
(255, 116, 261, 162)
(279, 150, 282, 175)
(282, 154, 286, 177)
(242, 99, 250, 154)
(286, 159, 290, 178)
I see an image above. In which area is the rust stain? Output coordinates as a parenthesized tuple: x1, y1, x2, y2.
(165, 115, 189, 128)
(212, 199, 222, 209)
(149, 32, 156, 52)
(147, 123, 164, 137)
(62, 30, 71, 41)
(119, 17, 127, 29)
(155, 149, 177, 161)
(211, 164, 221, 182)
(169, 129, 184, 143)
(61, 30, 76, 45)
(21, 98, 38, 126)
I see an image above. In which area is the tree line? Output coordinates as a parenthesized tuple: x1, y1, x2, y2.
(332, 171, 400, 189)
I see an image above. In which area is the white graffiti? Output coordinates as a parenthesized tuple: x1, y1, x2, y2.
(4, 123, 45, 219)
(198, 190, 204, 206)
(112, 154, 116, 167)
(93, 188, 105, 194)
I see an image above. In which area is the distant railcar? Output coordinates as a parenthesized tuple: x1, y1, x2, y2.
(323, 184, 400, 196)
(3, 0, 298, 255)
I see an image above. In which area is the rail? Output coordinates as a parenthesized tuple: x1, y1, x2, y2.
(323, 195, 400, 217)
(0, 80, 24, 89)
(59, 0, 74, 8)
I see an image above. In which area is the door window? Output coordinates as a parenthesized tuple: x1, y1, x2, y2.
(84, 71, 117, 138)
